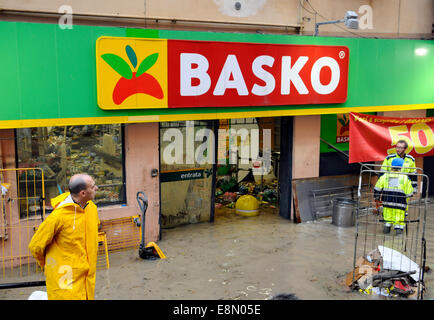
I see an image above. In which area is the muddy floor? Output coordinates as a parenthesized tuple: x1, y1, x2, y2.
(1, 205, 433, 300)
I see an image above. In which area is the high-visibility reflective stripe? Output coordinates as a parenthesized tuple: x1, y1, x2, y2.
(381, 188, 407, 195)
(382, 201, 407, 210)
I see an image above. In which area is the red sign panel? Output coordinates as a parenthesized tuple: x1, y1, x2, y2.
(349, 112, 434, 163)
(167, 40, 349, 108)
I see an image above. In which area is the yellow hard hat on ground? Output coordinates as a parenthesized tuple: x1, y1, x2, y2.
(235, 195, 259, 217)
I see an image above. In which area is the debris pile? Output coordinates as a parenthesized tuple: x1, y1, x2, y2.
(215, 170, 279, 212)
(346, 245, 426, 298)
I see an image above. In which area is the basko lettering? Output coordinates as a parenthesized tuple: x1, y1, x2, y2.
(180, 54, 341, 96)
(337, 136, 349, 143)
(96, 37, 349, 110)
(170, 40, 349, 108)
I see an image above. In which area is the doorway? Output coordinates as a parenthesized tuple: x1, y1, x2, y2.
(159, 120, 216, 228)
(214, 117, 281, 220)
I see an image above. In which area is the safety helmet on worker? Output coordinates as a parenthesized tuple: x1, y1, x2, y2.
(391, 157, 404, 168)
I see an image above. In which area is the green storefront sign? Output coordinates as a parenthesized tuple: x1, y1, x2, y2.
(0, 21, 433, 129)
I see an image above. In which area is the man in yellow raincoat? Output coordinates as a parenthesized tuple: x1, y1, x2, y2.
(29, 174, 99, 300)
(380, 139, 417, 195)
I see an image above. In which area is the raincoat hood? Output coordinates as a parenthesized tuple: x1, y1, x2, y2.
(51, 192, 90, 210)
(51, 192, 71, 209)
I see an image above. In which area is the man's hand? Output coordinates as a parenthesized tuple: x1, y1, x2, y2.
(372, 200, 382, 215)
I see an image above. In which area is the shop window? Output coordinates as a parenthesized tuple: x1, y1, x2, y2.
(159, 120, 214, 228)
(15, 124, 125, 218)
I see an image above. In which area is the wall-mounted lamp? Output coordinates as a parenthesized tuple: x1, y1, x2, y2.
(415, 48, 428, 56)
(314, 11, 359, 36)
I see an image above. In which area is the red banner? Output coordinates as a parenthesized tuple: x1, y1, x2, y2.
(168, 40, 349, 108)
(349, 112, 434, 163)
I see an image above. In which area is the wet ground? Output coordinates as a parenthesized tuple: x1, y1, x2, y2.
(1, 205, 433, 300)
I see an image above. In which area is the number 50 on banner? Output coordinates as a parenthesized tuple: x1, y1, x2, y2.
(348, 113, 434, 163)
(387, 123, 434, 155)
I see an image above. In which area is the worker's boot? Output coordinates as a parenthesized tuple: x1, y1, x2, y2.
(395, 228, 403, 235)
(383, 226, 391, 234)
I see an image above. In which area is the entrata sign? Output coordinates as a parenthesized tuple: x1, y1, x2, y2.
(96, 37, 349, 110)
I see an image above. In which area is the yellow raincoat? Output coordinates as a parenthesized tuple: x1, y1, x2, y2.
(29, 192, 99, 300)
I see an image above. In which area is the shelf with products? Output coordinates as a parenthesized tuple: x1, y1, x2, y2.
(16, 124, 126, 209)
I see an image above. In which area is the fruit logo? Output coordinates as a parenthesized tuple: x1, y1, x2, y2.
(101, 45, 164, 105)
(336, 113, 350, 143)
(338, 114, 349, 135)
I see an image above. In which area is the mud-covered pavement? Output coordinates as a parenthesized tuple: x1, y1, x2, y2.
(95, 206, 433, 300)
(95, 209, 360, 300)
(1, 206, 433, 300)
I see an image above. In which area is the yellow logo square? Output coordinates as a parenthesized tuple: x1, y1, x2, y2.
(96, 37, 168, 110)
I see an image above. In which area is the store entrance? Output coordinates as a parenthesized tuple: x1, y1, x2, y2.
(159, 121, 217, 228)
(214, 118, 281, 219)
(159, 118, 283, 228)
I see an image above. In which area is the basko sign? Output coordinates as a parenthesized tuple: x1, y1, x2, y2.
(96, 37, 349, 110)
